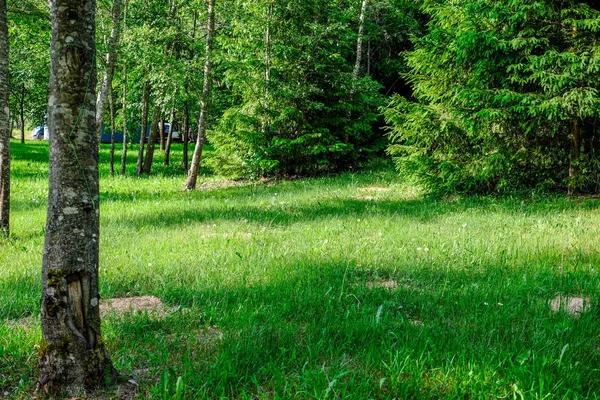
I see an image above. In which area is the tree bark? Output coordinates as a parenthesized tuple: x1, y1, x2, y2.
(38, 0, 116, 396)
(184, 0, 215, 190)
(353, 0, 368, 81)
(120, 70, 127, 176)
(95, 0, 122, 142)
(20, 84, 25, 143)
(159, 118, 165, 151)
(136, 80, 149, 175)
(164, 106, 175, 165)
(568, 118, 581, 196)
(182, 98, 189, 170)
(0, 0, 10, 235)
(142, 106, 160, 174)
(109, 84, 116, 175)
(119, 0, 128, 176)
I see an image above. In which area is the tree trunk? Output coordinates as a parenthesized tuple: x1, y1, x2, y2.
(142, 106, 160, 174)
(120, 72, 127, 176)
(119, 0, 128, 176)
(182, 98, 189, 171)
(164, 106, 175, 165)
(136, 80, 149, 175)
(0, 0, 10, 235)
(159, 118, 165, 151)
(38, 0, 116, 396)
(109, 85, 116, 176)
(20, 84, 25, 143)
(95, 0, 122, 142)
(568, 118, 581, 196)
(184, 0, 215, 190)
(353, 0, 368, 81)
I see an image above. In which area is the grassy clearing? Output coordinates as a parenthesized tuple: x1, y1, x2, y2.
(2, 140, 600, 398)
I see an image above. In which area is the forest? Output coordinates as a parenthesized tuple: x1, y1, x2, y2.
(1, 0, 600, 398)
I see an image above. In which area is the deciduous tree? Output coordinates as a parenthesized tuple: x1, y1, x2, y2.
(38, 0, 116, 395)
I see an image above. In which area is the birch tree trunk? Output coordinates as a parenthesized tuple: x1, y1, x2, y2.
(0, 0, 10, 235)
(120, 0, 128, 176)
(96, 0, 122, 142)
(142, 106, 160, 174)
(164, 106, 175, 165)
(182, 98, 189, 171)
(136, 80, 149, 175)
(109, 85, 116, 175)
(38, 0, 116, 396)
(184, 0, 215, 190)
(20, 84, 25, 143)
(352, 0, 368, 81)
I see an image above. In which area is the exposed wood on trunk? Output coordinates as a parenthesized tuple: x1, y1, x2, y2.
(142, 106, 161, 174)
(0, 0, 9, 234)
(164, 106, 176, 165)
(109, 85, 116, 175)
(136, 80, 150, 175)
(39, 0, 116, 396)
(95, 0, 122, 143)
(185, 0, 215, 190)
(119, 0, 128, 176)
(568, 118, 581, 196)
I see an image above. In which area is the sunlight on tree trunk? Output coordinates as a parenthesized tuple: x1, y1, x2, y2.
(38, 0, 116, 396)
(185, 0, 215, 190)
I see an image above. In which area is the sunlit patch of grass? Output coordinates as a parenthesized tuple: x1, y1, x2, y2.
(2, 139, 600, 398)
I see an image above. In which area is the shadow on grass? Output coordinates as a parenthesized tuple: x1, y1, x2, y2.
(106, 184, 600, 230)
(101, 259, 600, 398)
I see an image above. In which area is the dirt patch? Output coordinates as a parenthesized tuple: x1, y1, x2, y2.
(197, 326, 224, 344)
(199, 180, 248, 190)
(354, 186, 391, 201)
(366, 280, 399, 290)
(549, 295, 591, 317)
(6, 315, 39, 331)
(100, 296, 169, 319)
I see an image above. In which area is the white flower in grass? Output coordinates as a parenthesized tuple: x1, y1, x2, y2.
(424, 247, 429, 252)
(417, 247, 422, 251)
(483, 302, 488, 306)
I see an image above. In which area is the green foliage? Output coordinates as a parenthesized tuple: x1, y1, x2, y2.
(385, 0, 600, 194)
(209, 0, 390, 178)
(7, 0, 51, 128)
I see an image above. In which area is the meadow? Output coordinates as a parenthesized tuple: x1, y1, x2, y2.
(2, 140, 600, 398)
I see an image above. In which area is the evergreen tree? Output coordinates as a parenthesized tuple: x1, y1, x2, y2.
(385, 0, 600, 194)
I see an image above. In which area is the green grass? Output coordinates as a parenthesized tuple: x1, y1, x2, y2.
(2, 139, 600, 398)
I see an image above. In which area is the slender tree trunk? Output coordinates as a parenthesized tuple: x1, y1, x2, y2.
(185, 0, 215, 190)
(353, 0, 368, 81)
(38, 1, 116, 396)
(120, 70, 127, 176)
(159, 118, 165, 151)
(261, 2, 272, 136)
(20, 84, 25, 143)
(136, 80, 149, 175)
(95, 0, 122, 142)
(109, 85, 116, 175)
(0, 0, 10, 235)
(164, 106, 175, 165)
(143, 106, 160, 174)
(120, 0, 128, 176)
(568, 118, 582, 196)
(182, 98, 189, 171)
